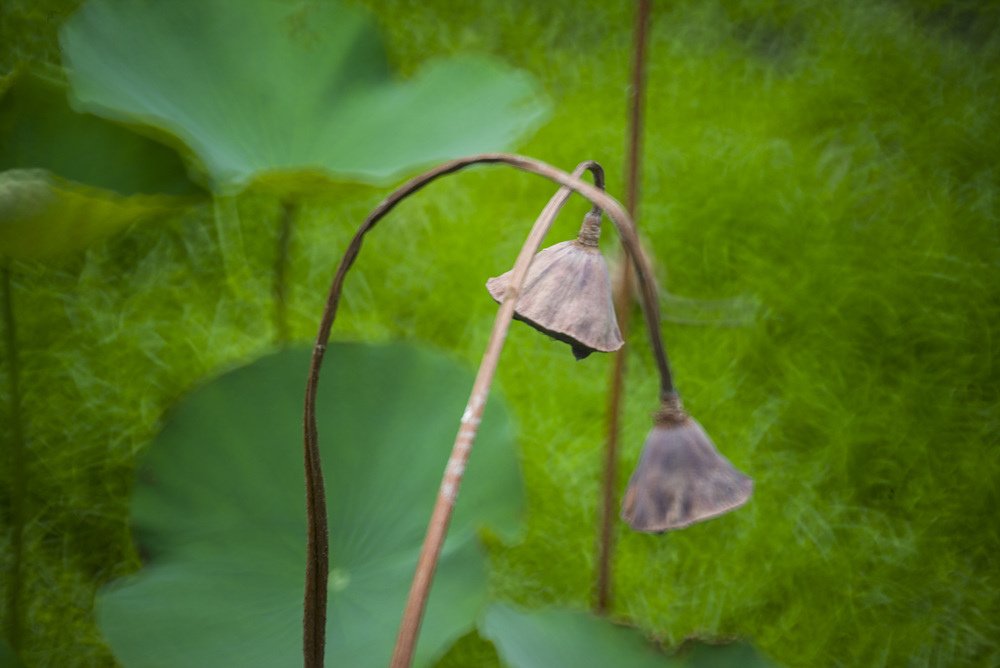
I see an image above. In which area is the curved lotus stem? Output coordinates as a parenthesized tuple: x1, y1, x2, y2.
(303, 153, 673, 668)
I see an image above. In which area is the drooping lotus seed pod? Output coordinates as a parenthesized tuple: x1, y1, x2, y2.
(621, 394, 752, 532)
(487, 211, 624, 360)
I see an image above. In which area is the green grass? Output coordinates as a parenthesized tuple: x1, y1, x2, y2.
(1, 0, 998, 666)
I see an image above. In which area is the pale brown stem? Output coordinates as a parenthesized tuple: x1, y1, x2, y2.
(596, 0, 652, 616)
(389, 161, 601, 667)
(303, 152, 672, 668)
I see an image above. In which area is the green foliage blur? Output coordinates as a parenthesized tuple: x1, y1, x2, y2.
(1, 0, 998, 666)
(0, 69, 206, 259)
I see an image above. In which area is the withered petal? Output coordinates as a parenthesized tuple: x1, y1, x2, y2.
(487, 240, 623, 358)
(621, 418, 752, 533)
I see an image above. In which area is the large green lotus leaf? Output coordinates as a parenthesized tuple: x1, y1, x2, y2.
(480, 605, 778, 668)
(0, 69, 200, 197)
(0, 69, 204, 259)
(97, 343, 522, 667)
(60, 0, 549, 194)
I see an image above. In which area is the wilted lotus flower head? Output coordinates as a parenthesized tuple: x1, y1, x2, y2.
(487, 210, 624, 360)
(621, 394, 753, 533)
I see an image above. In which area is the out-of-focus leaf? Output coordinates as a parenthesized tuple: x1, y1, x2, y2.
(609, 254, 761, 328)
(97, 343, 522, 668)
(681, 640, 777, 667)
(0, 69, 204, 259)
(480, 605, 675, 668)
(0, 169, 186, 259)
(0, 69, 200, 197)
(61, 0, 549, 194)
(479, 605, 779, 668)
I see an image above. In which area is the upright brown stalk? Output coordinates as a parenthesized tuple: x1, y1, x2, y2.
(303, 153, 673, 668)
(596, 0, 652, 615)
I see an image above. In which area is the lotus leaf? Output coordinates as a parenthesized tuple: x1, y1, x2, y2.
(480, 604, 778, 668)
(61, 0, 549, 193)
(0, 69, 203, 258)
(98, 343, 522, 667)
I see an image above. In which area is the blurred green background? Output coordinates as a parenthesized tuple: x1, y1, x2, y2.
(1, 0, 998, 666)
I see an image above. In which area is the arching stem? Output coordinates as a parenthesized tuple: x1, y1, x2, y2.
(303, 152, 673, 668)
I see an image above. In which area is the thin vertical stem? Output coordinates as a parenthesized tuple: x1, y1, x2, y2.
(2, 264, 26, 655)
(595, 0, 652, 616)
(624, 0, 651, 221)
(273, 199, 297, 345)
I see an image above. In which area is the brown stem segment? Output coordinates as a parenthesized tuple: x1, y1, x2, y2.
(303, 152, 672, 668)
(596, 0, 652, 616)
